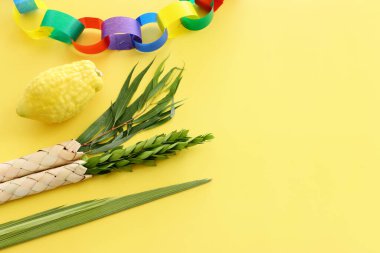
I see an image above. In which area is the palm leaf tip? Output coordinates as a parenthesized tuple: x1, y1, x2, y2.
(77, 59, 185, 154)
(84, 130, 214, 175)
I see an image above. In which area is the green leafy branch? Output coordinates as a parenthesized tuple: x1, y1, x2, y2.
(83, 130, 214, 175)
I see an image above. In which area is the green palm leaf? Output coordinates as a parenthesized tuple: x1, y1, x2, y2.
(0, 179, 211, 249)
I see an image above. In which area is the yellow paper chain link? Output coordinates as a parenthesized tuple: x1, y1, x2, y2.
(157, 1, 199, 38)
(13, 0, 52, 39)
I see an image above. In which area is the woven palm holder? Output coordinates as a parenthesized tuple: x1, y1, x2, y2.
(0, 161, 90, 204)
(0, 140, 83, 183)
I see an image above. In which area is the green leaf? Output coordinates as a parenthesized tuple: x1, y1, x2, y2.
(204, 134, 215, 141)
(91, 129, 116, 144)
(112, 63, 138, 122)
(114, 60, 154, 123)
(136, 151, 155, 160)
(147, 67, 177, 100)
(143, 135, 158, 149)
(109, 149, 125, 161)
(167, 131, 182, 142)
(145, 116, 172, 131)
(84, 156, 101, 169)
(133, 141, 146, 154)
(98, 154, 112, 163)
(0, 179, 211, 249)
(123, 145, 136, 156)
(115, 160, 130, 167)
(76, 111, 110, 145)
(152, 136, 166, 146)
(87, 133, 136, 155)
(150, 145, 166, 154)
(172, 142, 188, 150)
(94, 163, 115, 172)
(77, 59, 183, 154)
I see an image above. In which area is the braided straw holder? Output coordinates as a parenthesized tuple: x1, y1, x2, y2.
(0, 161, 91, 204)
(0, 140, 83, 183)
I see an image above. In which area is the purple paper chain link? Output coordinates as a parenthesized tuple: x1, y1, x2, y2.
(101, 16, 142, 50)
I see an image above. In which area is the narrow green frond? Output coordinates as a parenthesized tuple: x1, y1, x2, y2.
(0, 179, 211, 249)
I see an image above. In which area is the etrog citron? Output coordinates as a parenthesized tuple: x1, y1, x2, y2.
(17, 60, 103, 124)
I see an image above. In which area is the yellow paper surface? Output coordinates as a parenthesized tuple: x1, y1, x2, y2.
(1, 0, 380, 252)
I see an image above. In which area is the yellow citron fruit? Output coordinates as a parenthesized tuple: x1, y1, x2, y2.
(17, 60, 103, 124)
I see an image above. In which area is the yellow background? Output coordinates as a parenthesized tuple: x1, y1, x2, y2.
(1, 0, 380, 252)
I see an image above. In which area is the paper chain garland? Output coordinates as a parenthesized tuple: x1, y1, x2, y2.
(12, 0, 223, 54)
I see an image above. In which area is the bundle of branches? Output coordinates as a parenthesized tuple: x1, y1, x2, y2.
(0, 60, 213, 204)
